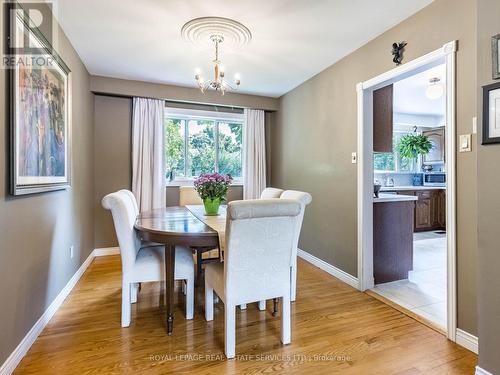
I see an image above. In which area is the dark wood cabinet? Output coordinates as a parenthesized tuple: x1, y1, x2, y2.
(395, 189, 446, 231)
(437, 189, 446, 228)
(415, 191, 432, 230)
(423, 128, 445, 164)
(373, 84, 393, 153)
(373, 200, 414, 284)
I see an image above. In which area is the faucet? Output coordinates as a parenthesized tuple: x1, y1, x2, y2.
(386, 176, 394, 187)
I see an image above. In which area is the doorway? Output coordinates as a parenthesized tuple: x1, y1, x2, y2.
(356, 41, 457, 340)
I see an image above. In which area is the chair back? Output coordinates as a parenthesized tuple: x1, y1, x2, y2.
(280, 190, 312, 260)
(260, 187, 284, 199)
(224, 199, 301, 302)
(102, 190, 141, 272)
(179, 186, 203, 206)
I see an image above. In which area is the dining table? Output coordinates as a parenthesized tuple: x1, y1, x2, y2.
(134, 205, 225, 335)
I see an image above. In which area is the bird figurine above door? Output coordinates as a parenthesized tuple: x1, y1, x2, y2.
(392, 41, 407, 65)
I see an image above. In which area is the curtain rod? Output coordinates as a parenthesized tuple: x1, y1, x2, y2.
(92, 91, 272, 112)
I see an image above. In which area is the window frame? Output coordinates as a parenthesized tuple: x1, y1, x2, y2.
(164, 107, 244, 185)
(373, 130, 422, 174)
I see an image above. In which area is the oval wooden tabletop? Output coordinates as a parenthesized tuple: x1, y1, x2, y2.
(134, 206, 218, 238)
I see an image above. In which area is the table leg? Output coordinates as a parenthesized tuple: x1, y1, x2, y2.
(165, 244, 176, 335)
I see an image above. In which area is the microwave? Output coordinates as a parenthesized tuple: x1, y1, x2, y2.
(423, 172, 446, 186)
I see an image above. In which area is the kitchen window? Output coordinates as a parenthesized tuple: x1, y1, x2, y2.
(164, 108, 244, 183)
(373, 131, 419, 173)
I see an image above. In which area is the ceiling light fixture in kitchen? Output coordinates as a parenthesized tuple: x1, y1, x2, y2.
(425, 77, 444, 100)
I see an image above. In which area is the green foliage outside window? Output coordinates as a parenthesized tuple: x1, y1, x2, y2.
(165, 117, 243, 180)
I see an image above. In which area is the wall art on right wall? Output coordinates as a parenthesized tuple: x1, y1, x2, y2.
(482, 82, 500, 144)
(492, 33, 500, 79)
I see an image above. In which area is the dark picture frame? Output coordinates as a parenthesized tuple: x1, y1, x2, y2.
(8, 2, 72, 195)
(482, 82, 500, 145)
(492, 33, 500, 80)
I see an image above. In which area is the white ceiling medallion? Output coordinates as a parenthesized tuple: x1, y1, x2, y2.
(181, 17, 251, 95)
(181, 17, 252, 48)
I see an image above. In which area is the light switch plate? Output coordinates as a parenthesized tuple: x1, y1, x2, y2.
(459, 134, 472, 152)
(351, 152, 357, 164)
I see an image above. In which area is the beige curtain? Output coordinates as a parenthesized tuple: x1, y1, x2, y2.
(132, 97, 165, 212)
(243, 109, 266, 199)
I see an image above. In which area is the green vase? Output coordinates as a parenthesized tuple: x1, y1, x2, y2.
(203, 197, 221, 216)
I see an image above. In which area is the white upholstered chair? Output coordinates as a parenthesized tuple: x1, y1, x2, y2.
(204, 199, 301, 358)
(280, 190, 312, 301)
(238, 187, 285, 311)
(260, 187, 284, 199)
(102, 190, 194, 327)
(179, 186, 203, 206)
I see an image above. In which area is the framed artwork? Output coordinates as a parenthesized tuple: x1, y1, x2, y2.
(493, 33, 500, 80)
(482, 82, 500, 145)
(9, 4, 71, 195)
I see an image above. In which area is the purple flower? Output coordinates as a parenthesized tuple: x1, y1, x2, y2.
(193, 173, 233, 201)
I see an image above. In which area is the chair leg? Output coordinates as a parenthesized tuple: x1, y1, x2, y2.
(239, 304, 247, 310)
(205, 282, 214, 321)
(121, 281, 131, 327)
(225, 303, 236, 359)
(182, 280, 187, 295)
(196, 251, 203, 286)
(281, 294, 291, 345)
(186, 278, 194, 320)
(291, 263, 297, 302)
(258, 300, 266, 311)
(131, 283, 139, 304)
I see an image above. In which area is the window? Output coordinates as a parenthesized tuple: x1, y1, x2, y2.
(164, 109, 243, 182)
(373, 131, 419, 173)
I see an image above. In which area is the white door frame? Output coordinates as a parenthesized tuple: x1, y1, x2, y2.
(356, 40, 457, 341)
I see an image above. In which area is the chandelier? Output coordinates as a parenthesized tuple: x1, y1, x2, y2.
(194, 35, 240, 95)
(181, 17, 252, 95)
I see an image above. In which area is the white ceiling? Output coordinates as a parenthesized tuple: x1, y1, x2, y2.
(51, 0, 434, 97)
(394, 63, 446, 117)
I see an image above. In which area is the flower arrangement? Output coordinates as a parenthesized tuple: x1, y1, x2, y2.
(193, 173, 233, 215)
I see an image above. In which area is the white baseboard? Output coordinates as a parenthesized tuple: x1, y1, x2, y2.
(476, 366, 494, 375)
(297, 248, 359, 289)
(0, 246, 119, 375)
(456, 328, 478, 354)
(93, 246, 120, 256)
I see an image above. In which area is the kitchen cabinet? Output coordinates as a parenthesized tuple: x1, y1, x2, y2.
(423, 127, 445, 164)
(395, 189, 446, 231)
(415, 190, 432, 230)
(373, 84, 393, 153)
(373, 197, 415, 284)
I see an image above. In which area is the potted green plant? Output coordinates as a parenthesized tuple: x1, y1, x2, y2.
(193, 173, 233, 215)
(396, 133, 433, 171)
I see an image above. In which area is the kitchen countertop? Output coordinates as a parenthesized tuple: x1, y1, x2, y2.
(373, 193, 418, 203)
(380, 185, 446, 191)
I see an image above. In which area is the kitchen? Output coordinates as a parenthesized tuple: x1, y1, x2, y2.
(370, 64, 448, 331)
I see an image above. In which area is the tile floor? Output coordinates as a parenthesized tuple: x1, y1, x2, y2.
(371, 231, 447, 330)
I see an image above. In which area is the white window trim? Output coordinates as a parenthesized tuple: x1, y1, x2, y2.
(164, 107, 244, 183)
(373, 130, 423, 174)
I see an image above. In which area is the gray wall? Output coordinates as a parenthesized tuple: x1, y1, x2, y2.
(91, 76, 279, 111)
(272, 0, 478, 335)
(0, 6, 94, 365)
(94, 95, 132, 248)
(477, 0, 500, 373)
(93, 95, 247, 248)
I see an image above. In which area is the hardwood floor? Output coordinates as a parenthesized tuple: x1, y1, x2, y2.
(14, 255, 477, 374)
